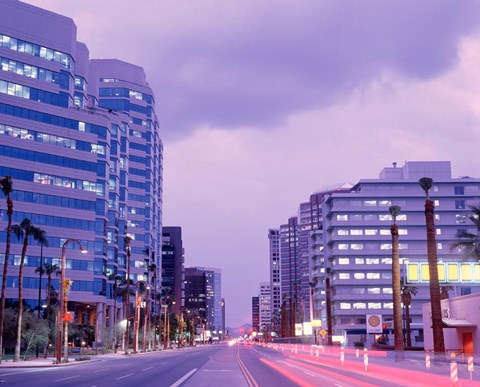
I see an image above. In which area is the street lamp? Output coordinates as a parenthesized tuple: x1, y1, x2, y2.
(56, 239, 87, 363)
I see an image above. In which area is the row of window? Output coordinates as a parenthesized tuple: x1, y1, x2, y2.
(0, 33, 73, 70)
(336, 214, 407, 222)
(336, 228, 409, 236)
(99, 99, 151, 117)
(0, 79, 69, 107)
(335, 287, 393, 295)
(0, 102, 107, 139)
(34, 172, 104, 196)
(407, 262, 480, 283)
(336, 243, 409, 251)
(4, 254, 96, 272)
(12, 190, 95, 212)
(339, 302, 393, 310)
(99, 87, 153, 104)
(0, 234, 94, 252)
(0, 56, 69, 88)
(335, 272, 392, 280)
(0, 210, 95, 231)
(0, 123, 104, 154)
(334, 257, 393, 265)
(0, 144, 96, 172)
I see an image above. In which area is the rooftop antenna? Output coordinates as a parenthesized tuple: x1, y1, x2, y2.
(392, 162, 397, 168)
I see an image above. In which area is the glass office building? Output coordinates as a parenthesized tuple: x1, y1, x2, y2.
(0, 1, 162, 343)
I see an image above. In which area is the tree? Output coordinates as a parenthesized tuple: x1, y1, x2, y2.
(389, 205, 404, 359)
(21, 311, 49, 360)
(124, 235, 132, 354)
(11, 218, 47, 361)
(0, 176, 13, 363)
(133, 280, 147, 353)
(42, 263, 60, 357)
(35, 238, 49, 318)
(401, 282, 418, 348)
(451, 205, 480, 260)
(111, 274, 124, 353)
(419, 177, 445, 354)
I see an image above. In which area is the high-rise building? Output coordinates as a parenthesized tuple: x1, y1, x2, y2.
(161, 227, 185, 314)
(251, 296, 259, 332)
(0, 0, 162, 345)
(184, 267, 207, 324)
(259, 282, 271, 332)
(317, 161, 480, 344)
(184, 267, 222, 332)
(268, 229, 280, 332)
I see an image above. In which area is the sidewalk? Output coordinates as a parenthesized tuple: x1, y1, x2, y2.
(0, 348, 169, 368)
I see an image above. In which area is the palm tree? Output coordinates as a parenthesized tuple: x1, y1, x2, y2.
(148, 263, 157, 350)
(11, 218, 47, 361)
(401, 283, 418, 348)
(133, 280, 147, 353)
(124, 235, 132, 354)
(43, 263, 59, 358)
(451, 205, 480, 260)
(419, 177, 445, 354)
(35, 238, 49, 318)
(111, 274, 123, 353)
(0, 176, 13, 363)
(389, 205, 404, 358)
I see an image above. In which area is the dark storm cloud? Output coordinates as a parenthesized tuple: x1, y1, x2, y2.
(146, 0, 480, 137)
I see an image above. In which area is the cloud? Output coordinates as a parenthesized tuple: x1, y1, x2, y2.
(26, 0, 480, 139)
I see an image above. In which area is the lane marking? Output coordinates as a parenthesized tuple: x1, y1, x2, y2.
(116, 373, 134, 380)
(334, 384, 345, 387)
(236, 348, 260, 387)
(169, 368, 198, 387)
(93, 368, 109, 373)
(142, 366, 153, 371)
(304, 371, 316, 377)
(55, 375, 80, 382)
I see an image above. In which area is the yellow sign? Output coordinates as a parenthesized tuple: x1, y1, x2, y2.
(319, 329, 327, 337)
(311, 319, 322, 327)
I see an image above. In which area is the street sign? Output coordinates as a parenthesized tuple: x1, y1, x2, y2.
(311, 319, 322, 327)
(366, 314, 382, 333)
(319, 329, 327, 337)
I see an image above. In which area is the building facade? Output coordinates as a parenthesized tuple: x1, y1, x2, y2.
(318, 161, 480, 344)
(251, 296, 259, 333)
(0, 0, 162, 346)
(259, 282, 271, 333)
(268, 229, 280, 333)
(161, 226, 185, 315)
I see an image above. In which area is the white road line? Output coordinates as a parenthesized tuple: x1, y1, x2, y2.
(304, 371, 316, 377)
(169, 368, 198, 387)
(142, 366, 153, 371)
(55, 375, 80, 382)
(116, 373, 134, 380)
(334, 384, 345, 387)
(93, 368, 109, 373)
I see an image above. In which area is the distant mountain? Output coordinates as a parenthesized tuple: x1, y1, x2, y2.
(227, 323, 252, 336)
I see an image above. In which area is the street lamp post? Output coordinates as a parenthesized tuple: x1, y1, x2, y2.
(95, 310, 104, 355)
(56, 239, 87, 363)
(124, 236, 131, 355)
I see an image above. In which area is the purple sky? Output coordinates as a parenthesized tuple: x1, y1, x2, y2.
(26, 0, 480, 327)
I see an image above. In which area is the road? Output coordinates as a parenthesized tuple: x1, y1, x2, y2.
(0, 343, 478, 386)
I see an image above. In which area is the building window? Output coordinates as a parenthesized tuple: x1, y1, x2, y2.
(379, 214, 392, 221)
(340, 303, 351, 310)
(383, 302, 393, 309)
(379, 200, 391, 207)
(366, 258, 379, 265)
(354, 273, 365, 279)
(366, 273, 380, 279)
(338, 229, 349, 236)
(338, 258, 350, 265)
(456, 214, 467, 224)
(367, 288, 381, 294)
(398, 229, 408, 235)
(353, 303, 366, 309)
(434, 200, 440, 206)
(364, 200, 376, 206)
(454, 186, 465, 195)
(338, 273, 351, 280)
(381, 243, 392, 250)
(351, 244, 363, 250)
(455, 200, 466, 209)
(383, 287, 393, 294)
(365, 229, 378, 236)
(338, 244, 349, 250)
(368, 303, 381, 309)
(355, 258, 365, 264)
(337, 214, 348, 221)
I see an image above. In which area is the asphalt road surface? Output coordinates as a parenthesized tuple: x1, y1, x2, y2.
(0, 343, 477, 386)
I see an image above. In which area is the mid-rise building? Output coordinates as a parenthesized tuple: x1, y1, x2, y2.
(318, 161, 480, 344)
(251, 296, 259, 332)
(259, 282, 271, 332)
(161, 227, 185, 314)
(0, 0, 162, 347)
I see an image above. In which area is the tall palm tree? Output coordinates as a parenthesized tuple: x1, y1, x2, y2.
(389, 205, 404, 358)
(124, 235, 132, 354)
(401, 283, 418, 348)
(451, 205, 480, 260)
(11, 218, 47, 362)
(133, 280, 147, 353)
(43, 263, 59, 358)
(35, 238, 49, 318)
(148, 263, 157, 350)
(112, 274, 123, 353)
(419, 177, 445, 354)
(0, 176, 13, 363)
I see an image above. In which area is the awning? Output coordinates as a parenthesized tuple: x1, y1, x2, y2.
(442, 318, 476, 328)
